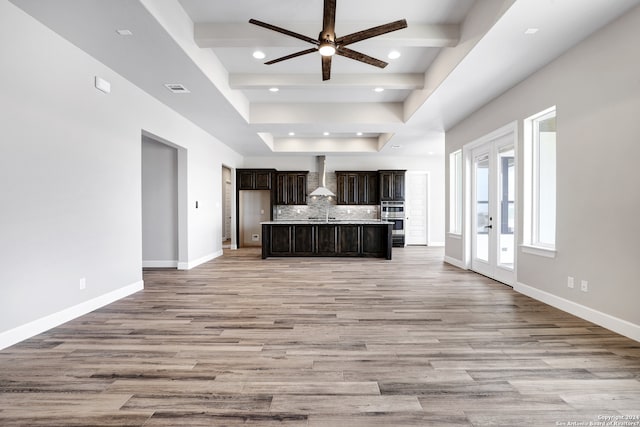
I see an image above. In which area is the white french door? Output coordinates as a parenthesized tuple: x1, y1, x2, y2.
(470, 132, 516, 285)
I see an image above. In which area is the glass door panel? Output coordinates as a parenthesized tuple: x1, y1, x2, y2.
(498, 147, 515, 270)
(474, 154, 490, 264)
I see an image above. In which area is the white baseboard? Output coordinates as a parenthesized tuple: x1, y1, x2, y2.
(444, 256, 466, 270)
(177, 250, 223, 270)
(515, 281, 640, 343)
(0, 280, 144, 351)
(142, 260, 178, 268)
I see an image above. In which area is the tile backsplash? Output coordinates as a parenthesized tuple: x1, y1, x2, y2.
(274, 172, 380, 220)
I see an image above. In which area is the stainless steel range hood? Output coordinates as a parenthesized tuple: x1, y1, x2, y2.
(309, 156, 335, 197)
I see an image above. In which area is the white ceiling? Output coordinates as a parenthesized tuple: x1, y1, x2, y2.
(10, 0, 640, 157)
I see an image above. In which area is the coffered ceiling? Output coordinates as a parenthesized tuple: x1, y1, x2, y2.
(10, 0, 640, 157)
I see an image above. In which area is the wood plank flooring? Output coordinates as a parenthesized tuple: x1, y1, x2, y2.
(1, 247, 639, 426)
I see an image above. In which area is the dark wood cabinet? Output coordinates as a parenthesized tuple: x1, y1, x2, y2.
(316, 225, 337, 255)
(293, 225, 314, 255)
(275, 171, 308, 205)
(268, 225, 292, 255)
(364, 172, 380, 204)
(335, 171, 380, 205)
(362, 225, 387, 255)
(379, 170, 406, 201)
(237, 169, 275, 190)
(262, 222, 392, 259)
(338, 225, 360, 255)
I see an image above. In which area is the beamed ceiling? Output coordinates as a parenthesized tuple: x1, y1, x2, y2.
(10, 0, 640, 157)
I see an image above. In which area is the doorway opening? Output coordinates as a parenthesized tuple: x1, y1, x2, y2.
(222, 166, 232, 249)
(141, 131, 188, 269)
(238, 190, 270, 248)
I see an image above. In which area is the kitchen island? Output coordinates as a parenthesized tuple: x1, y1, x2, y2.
(261, 220, 393, 260)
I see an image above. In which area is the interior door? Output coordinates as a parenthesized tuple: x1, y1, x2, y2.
(405, 172, 428, 245)
(471, 134, 515, 285)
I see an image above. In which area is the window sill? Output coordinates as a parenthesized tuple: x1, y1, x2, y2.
(520, 244, 556, 259)
(447, 232, 462, 240)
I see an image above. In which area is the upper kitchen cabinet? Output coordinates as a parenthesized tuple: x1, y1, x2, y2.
(237, 169, 276, 190)
(379, 170, 406, 201)
(336, 171, 379, 205)
(275, 171, 308, 205)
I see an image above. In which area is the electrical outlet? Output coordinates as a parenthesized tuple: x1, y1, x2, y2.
(581, 280, 588, 292)
(567, 276, 574, 289)
(79, 277, 86, 290)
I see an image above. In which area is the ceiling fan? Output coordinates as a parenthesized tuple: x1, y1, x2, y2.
(249, 0, 407, 81)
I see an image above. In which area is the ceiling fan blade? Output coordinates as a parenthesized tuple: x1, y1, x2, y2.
(249, 19, 319, 46)
(336, 47, 388, 68)
(265, 48, 318, 65)
(322, 55, 332, 81)
(336, 19, 408, 47)
(322, 0, 337, 36)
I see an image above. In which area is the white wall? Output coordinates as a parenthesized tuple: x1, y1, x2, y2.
(142, 136, 179, 266)
(243, 154, 446, 245)
(445, 5, 640, 337)
(0, 1, 242, 348)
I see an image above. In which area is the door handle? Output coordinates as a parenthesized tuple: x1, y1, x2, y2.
(485, 225, 493, 229)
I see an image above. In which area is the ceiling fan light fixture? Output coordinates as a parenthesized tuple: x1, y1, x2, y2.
(249, 2, 407, 80)
(388, 50, 401, 59)
(253, 50, 266, 59)
(318, 42, 336, 57)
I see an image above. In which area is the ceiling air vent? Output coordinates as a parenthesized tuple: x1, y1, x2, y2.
(164, 83, 190, 94)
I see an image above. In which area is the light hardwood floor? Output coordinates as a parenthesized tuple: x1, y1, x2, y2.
(1, 247, 639, 426)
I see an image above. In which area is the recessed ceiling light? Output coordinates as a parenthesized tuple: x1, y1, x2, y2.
(253, 50, 266, 59)
(428, 151, 435, 155)
(288, 132, 295, 136)
(374, 87, 385, 93)
(269, 87, 279, 92)
(356, 132, 363, 136)
(388, 50, 401, 60)
(116, 29, 133, 36)
(323, 132, 330, 136)
(524, 28, 539, 35)
(391, 145, 401, 149)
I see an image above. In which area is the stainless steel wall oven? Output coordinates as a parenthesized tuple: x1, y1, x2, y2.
(381, 201, 405, 247)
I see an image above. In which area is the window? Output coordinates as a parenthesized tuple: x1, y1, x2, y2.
(449, 150, 463, 234)
(524, 107, 556, 252)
